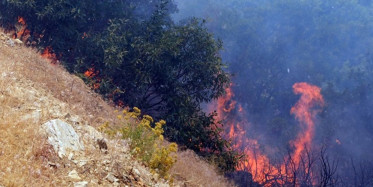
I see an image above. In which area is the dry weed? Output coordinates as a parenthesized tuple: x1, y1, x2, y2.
(171, 150, 235, 187)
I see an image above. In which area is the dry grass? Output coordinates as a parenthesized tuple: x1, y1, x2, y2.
(0, 31, 119, 186)
(0, 30, 234, 186)
(171, 150, 235, 187)
(0, 39, 119, 126)
(0, 32, 141, 186)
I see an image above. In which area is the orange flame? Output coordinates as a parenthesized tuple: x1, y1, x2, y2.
(15, 17, 30, 40)
(41, 46, 58, 63)
(18, 17, 26, 25)
(82, 32, 89, 39)
(211, 84, 277, 183)
(290, 82, 324, 166)
(84, 67, 97, 78)
(210, 82, 324, 185)
(84, 67, 101, 90)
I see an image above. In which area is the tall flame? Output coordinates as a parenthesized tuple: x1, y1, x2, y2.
(212, 85, 276, 183)
(210, 82, 324, 185)
(290, 82, 324, 166)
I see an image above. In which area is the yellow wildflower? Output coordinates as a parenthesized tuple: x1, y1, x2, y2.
(168, 143, 178, 152)
(159, 120, 166, 125)
(133, 107, 141, 114)
(143, 115, 154, 123)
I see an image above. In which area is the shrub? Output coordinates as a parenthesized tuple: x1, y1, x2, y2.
(99, 107, 177, 180)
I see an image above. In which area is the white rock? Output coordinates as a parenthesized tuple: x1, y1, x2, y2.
(6, 39, 14, 47)
(68, 169, 81, 180)
(68, 152, 74, 160)
(90, 179, 98, 185)
(80, 125, 104, 141)
(13, 39, 23, 45)
(74, 181, 88, 187)
(77, 160, 88, 167)
(106, 173, 119, 183)
(102, 159, 110, 165)
(133, 168, 141, 176)
(41, 119, 84, 158)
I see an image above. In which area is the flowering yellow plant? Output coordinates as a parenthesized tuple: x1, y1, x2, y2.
(99, 107, 178, 180)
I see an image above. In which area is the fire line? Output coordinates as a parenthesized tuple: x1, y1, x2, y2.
(210, 82, 324, 185)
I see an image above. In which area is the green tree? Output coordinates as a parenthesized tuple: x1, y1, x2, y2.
(0, 0, 239, 171)
(92, 15, 236, 170)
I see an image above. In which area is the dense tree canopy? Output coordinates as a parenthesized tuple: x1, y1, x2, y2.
(0, 0, 238, 171)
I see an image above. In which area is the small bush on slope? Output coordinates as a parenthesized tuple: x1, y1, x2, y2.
(99, 107, 178, 180)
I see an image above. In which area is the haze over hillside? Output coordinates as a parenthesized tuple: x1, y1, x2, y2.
(173, 0, 373, 186)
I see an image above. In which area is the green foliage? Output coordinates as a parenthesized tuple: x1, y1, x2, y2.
(0, 0, 238, 172)
(99, 107, 177, 180)
(91, 8, 236, 171)
(166, 108, 241, 172)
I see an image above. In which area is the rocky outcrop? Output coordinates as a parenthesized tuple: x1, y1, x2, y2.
(41, 119, 84, 158)
(38, 118, 169, 186)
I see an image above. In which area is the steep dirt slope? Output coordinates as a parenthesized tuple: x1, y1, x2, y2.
(0, 31, 234, 187)
(0, 32, 169, 186)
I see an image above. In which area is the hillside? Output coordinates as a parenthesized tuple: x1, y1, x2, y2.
(0, 31, 233, 187)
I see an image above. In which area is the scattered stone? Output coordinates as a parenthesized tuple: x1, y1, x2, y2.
(41, 119, 84, 158)
(13, 39, 23, 45)
(68, 169, 81, 180)
(106, 173, 119, 183)
(65, 113, 82, 125)
(90, 179, 98, 185)
(79, 125, 105, 146)
(102, 159, 110, 165)
(74, 181, 88, 187)
(0, 33, 8, 41)
(68, 152, 74, 160)
(6, 39, 14, 47)
(133, 168, 141, 177)
(77, 159, 88, 167)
